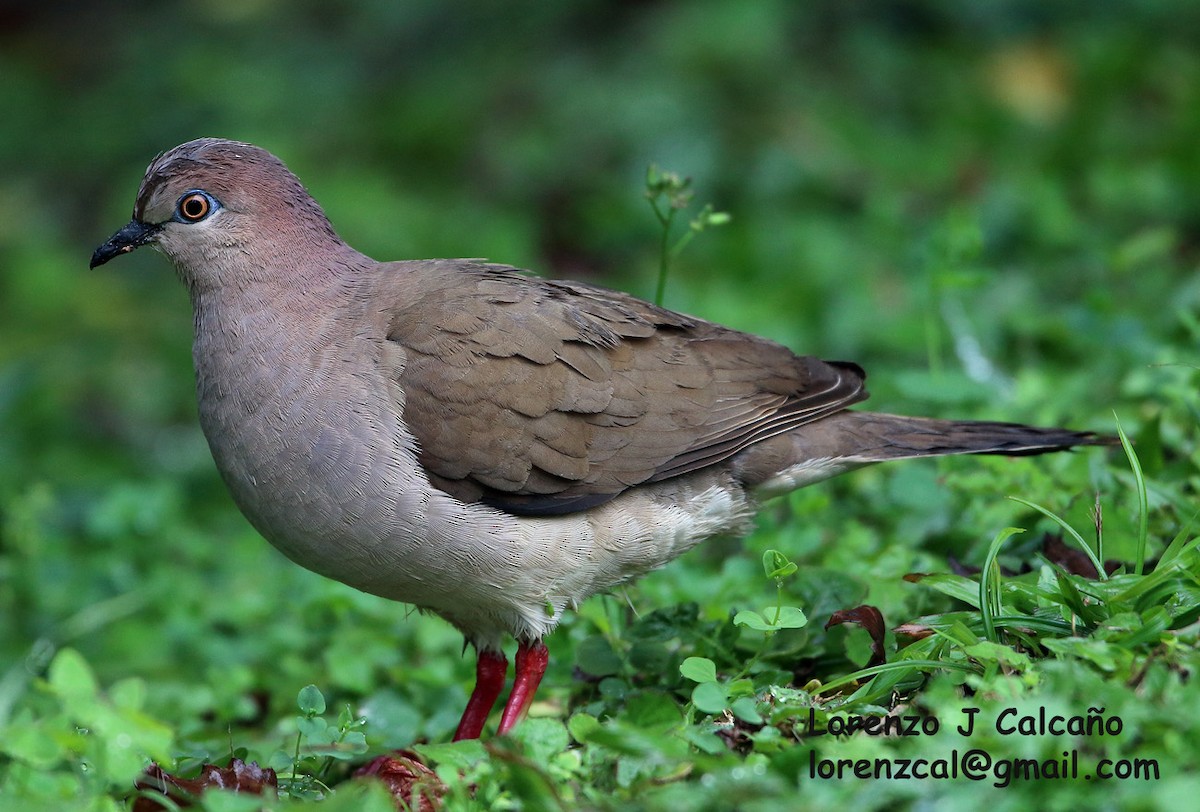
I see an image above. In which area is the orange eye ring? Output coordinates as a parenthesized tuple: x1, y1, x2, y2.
(178, 192, 212, 222)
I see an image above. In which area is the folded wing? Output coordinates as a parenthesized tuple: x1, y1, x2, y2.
(386, 264, 866, 515)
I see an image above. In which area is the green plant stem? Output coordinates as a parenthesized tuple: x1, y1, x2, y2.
(654, 203, 674, 306)
(291, 729, 303, 784)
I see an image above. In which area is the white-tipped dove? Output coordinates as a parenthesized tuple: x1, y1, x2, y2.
(92, 138, 1110, 740)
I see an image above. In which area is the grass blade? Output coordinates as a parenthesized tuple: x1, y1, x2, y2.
(979, 527, 1024, 642)
(1008, 496, 1107, 580)
(1114, 414, 1149, 575)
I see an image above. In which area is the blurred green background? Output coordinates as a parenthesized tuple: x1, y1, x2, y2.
(1, 0, 1198, 800)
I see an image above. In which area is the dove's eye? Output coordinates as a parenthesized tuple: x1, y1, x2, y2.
(176, 191, 218, 223)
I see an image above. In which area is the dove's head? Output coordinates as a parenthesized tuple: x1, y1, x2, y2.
(91, 138, 354, 292)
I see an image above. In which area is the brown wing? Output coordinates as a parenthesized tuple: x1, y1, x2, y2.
(385, 263, 867, 515)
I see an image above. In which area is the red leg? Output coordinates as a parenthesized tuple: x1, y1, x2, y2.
(452, 648, 508, 741)
(496, 640, 549, 735)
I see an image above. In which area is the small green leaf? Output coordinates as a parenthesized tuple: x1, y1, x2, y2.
(412, 739, 488, 770)
(576, 635, 623, 678)
(513, 718, 571, 762)
(628, 639, 671, 672)
(336, 703, 362, 731)
(297, 684, 326, 716)
(734, 610, 772, 631)
(599, 677, 629, 700)
(727, 678, 756, 698)
(567, 712, 601, 743)
(2, 722, 67, 768)
(691, 681, 729, 714)
(624, 692, 683, 728)
(267, 749, 293, 773)
(762, 549, 796, 580)
(47, 649, 98, 703)
(341, 731, 369, 752)
(297, 715, 330, 740)
(682, 727, 728, 754)
(110, 677, 148, 711)
(767, 606, 808, 629)
(730, 697, 764, 725)
(735, 606, 807, 631)
(679, 656, 717, 683)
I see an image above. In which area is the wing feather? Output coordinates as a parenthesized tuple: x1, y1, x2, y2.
(383, 262, 866, 515)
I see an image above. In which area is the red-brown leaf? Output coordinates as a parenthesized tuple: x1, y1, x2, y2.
(354, 750, 445, 812)
(825, 605, 887, 667)
(132, 759, 277, 810)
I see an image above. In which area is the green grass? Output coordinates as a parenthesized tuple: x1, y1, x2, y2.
(2, 3, 1199, 810)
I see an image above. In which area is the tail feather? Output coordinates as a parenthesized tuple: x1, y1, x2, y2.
(736, 410, 1114, 497)
(826, 411, 1116, 461)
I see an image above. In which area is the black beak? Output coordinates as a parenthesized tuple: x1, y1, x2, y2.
(90, 220, 161, 269)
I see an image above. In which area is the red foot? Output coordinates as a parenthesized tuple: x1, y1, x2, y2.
(497, 640, 549, 735)
(452, 648, 508, 741)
